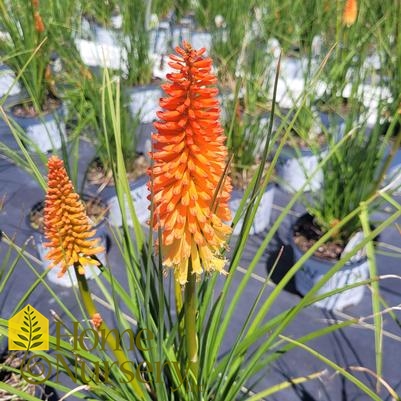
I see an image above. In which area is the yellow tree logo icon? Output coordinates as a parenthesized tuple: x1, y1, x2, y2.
(8, 305, 49, 351)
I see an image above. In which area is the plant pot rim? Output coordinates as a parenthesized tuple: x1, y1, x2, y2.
(290, 213, 368, 267)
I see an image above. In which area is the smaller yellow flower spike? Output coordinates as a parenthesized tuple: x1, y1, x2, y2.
(44, 156, 104, 277)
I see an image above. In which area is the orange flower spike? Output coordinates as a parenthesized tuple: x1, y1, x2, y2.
(33, 11, 45, 33)
(44, 156, 104, 278)
(342, 0, 358, 27)
(149, 41, 232, 285)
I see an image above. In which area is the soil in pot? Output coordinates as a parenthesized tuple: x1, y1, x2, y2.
(293, 213, 344, 261)
(11, 96, 62, 118)
(292, 213, 370, 311)
(28, 195, 109, 287)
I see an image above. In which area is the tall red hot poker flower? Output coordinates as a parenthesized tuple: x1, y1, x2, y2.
(149, 41, 232, 285)
(44, 156, 104, 277)
(342, 0, 358, 27)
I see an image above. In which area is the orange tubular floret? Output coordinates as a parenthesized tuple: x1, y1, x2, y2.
(44, 156, 104, 278)
(148, 41, 232, 285)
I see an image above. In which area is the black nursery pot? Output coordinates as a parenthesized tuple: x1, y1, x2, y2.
(290, 213, 370, 311)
